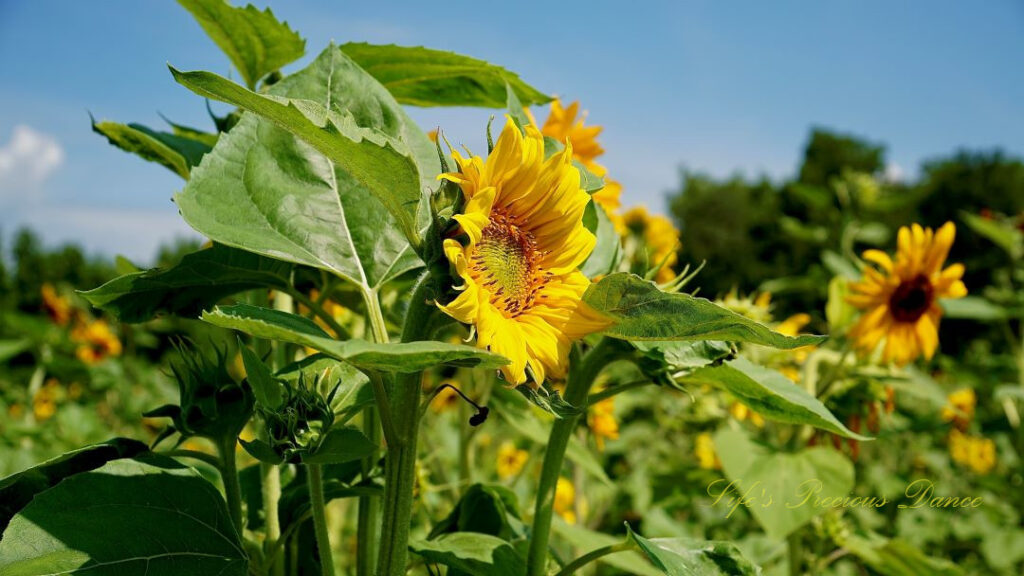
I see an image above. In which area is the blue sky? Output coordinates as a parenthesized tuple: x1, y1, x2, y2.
(1, 0, 1022, 264)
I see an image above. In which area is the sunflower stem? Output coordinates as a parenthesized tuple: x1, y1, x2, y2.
(217, 436, 244, 535)
(357, 288, 390, 574)
(526, 337, 617, 576)
(378, 274, 438, 576)
(307, 463, 336, 576)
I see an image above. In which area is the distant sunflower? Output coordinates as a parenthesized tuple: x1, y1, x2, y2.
(623, 205, 680, 283)
(533, 99, 623, 228)
(847, 222, 966, 365)
(439, 118, 609, 386)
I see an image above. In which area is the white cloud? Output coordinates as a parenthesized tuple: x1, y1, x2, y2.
(0, 124, 64, 191)
(884, 162, 905, 183)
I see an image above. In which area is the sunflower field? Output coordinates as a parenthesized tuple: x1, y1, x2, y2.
(1, 2, 1023, 576)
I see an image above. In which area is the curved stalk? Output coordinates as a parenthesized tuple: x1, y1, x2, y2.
(377, 274, 438, 576)
(525, 337, 620, 575)
(217, 437, 244, 534)
(307, 463, 336, 576)
(554, 542, 633, 576)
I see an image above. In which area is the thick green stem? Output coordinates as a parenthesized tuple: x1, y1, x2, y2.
(788, 531, 802, 576)
(307, 464, 336, 576)
(526, 338, 617, 576)
(218, 438, 244, 535)
(377, 275, 437, 576)
(554, 542, 633, 576)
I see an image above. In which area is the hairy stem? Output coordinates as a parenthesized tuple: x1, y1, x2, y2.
(307, 464, 336, 576)
(377, 274, 437, 576)
(357, 288, 389, 574)
(526, 337, 618, 576)
(218, 437, 244, 535)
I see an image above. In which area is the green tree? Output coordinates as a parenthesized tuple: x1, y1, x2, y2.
(798, 128, 885, 187)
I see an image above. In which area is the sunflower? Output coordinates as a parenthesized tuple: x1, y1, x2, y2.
(847, 222, 966, 365)
(496, 441, 529, 480)
(533, 99, 623, 228)
(623, 206, 680, 283)
(439, 117, 609, 386)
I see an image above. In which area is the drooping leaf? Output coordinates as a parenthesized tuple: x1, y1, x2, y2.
(428, 484, 526, 541)
(713, 428, 855, 539)
(178, 0, 305, 89)
(627, 524, 761, 575)
(238, 338, 283, 409)
(581, 200, 622, 278)
(585, 273, 826, 349)
(173, 46, 438, 289)
(303, 427, 378, 465)
(171, 44, 439, 253)
(340, 43, 549, 107)
(633, 340, 734, 371)
(0, 438, 148, 534)
(685, 358, 869, 440)
(940, 296, 1011, 320)
(0, 456, 246, 576)
(92, 120, 212, 179)
(81, 244, 292, 323)
(409, 533, 525, 576)
(552, 521, 662, 576)
(202, 304, 508, 373)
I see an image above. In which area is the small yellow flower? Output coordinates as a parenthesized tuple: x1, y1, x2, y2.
(718, 289, 773, 324)
(729, 403, 764, 428)
(775, 313, 817, 380)
(941, 388, 976, 429)
(33, 378, 61, 421)
(438, 118, 610, 386)
(623, 206, 680, 283)
(588, 397, 620, 450)
(948, 429, 996, 474)
(41, 283, 72, 326)
(71, 319, 122, 365)
(695, 432, 721, 470)
(496, 441, 528, 480)
(847, 222, 967, 365)
(554, 477, 577, 524)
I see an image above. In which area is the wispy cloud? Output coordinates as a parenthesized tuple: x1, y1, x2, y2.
(0, 125, 64, 193)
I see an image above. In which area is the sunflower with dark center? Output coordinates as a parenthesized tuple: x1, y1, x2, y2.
(847, 222, 966, 365)
(438, 117, 609, 386)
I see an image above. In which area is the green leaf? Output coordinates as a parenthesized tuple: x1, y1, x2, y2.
(685, 358, 868, 439)
(409, 533, 525, 576)
(202, 303, 508, 373)
(173, 45, 438, 286)
(960, 210, 1023, 259)
(713, 428, 855, 539)
(340, 43, 549, 108)
(171, 45, 439, 253)
(92, 120, 212, 179)
(80, 244, 293, 323)
(304, 427, 377, 465)
(0, 456, 246, 576)
(627, 524, 761, 575)
(239, 438, 284, 465)
(178, 0, 305, 89)
(581, 200, 622, 278)
(843, 533, 963, 576)
(0, 339, 31, 364)
(428, 483, 525, 541)
(238, 338, 283, 409)
(0, 439, 148, 534)
(585, 273, 826, 349)
(940, 295, 1010, 320)
(633, 340, 734, 371)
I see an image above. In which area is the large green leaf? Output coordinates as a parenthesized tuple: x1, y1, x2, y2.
(202, 303, 508, 373)
(0, 456, 246, 576)
(80, 244, 292, 323)
(172, 44, 439, 254)
(302, 427, 378, 465)
(178, 0, 305, 89)
(0, 439, 148, 534)
(581, 200, 622, 278)
(92, 120, 212, 179)
(585, 273, 825, 349)
(713, 428, 855, 539)
(340, 42, 549, 107)
(684, 358, 868, 439)
(409, 533, 525, 576)
(627, 525, 761, 575)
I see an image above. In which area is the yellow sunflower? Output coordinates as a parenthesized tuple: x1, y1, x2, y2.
(439, 118, 609, 386)
(623, 206, 680, 283)
(533, 99, 623, 229)
(847, 222, 966, 365)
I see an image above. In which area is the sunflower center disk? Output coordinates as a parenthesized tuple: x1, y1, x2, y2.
(470, 215, 545, 317)
(889, 274, 934, 322)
